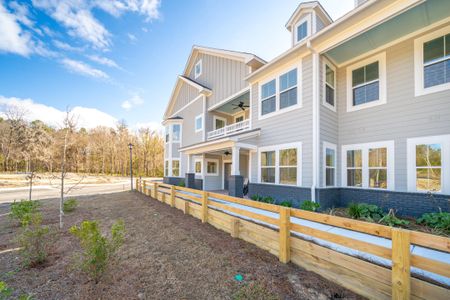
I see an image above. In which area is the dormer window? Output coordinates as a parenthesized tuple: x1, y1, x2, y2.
(296, 21, 308, 42)
(195, 60, 202, 79)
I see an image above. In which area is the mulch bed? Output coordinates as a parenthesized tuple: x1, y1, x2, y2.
(0, 192, 364, 299)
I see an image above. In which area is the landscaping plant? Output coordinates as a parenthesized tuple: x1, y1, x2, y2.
(0, 281, 12, 300)
(347, 203, 383, 221)
(178, 180, 185, 187)
(63, 198, 78, 213)
(279, 200, 292, 207)
(17, 212, 54, 267)
(250, 195, 275, 204)
(70, 219, 125, 283)
(10, 199, 40, 227)
(378, 209, 409, 227)
(300, 200, 320, 212)
(417, 211, 450, 234)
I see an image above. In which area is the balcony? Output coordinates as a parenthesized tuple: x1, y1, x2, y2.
(207, 119, 250, 140)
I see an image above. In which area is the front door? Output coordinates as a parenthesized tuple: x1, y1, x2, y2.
(224, 163, 232, 190)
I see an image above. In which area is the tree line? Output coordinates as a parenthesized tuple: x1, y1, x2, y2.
(0, 108, 164, 177)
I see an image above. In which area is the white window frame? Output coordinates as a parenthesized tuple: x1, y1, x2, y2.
(341, 140, 395, 190)
(172, 123, 182, 143)
(164, 159, 169, 177)
(258, 63, 302, 120)
(171, 159, 180, 177)
(213, 115, 227, 130)
(194, 158, 203, 176)
(195, 114, 203, 133)
(233, 111, 245, 123)
(346, 52, 386, 112)
(194, 59, 202, 79)
(407, 135, 450, 194)
(414, 25, 450, 97)
(257, 142, 302, 186)
(205, 158, 219, 176)
(294, 14, 312, 44)
(323, 142, 337, 187)
(322, 58, 337, 112)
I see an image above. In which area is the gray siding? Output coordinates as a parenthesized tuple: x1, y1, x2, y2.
(250, 55, 313, 187)
(315, 14, 326, 32)
(203, 154, 222, 190)
(336, 28, 450, 192)
(189, 53, 249, 108)
(172, 82, 199, 114)
(177, 96, 204, 147)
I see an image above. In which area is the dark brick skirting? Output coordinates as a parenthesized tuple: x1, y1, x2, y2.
(249, 183, 449, 217)
(164, 176, 203, 190)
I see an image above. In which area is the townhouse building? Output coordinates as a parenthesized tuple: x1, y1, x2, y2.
(163, 0, 450, 216)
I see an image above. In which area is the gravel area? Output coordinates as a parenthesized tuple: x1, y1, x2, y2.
(0, 191, 364, 299)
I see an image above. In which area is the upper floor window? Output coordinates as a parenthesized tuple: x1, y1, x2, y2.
(194, 60, 202, 79)
(323, 62, 336, 111)
(297, 21, 308, 42)
(172, 124, 181, 142)
(165, 126, 169, 143)
(195, 114, 203, 132)
(407, 135, 450, 194)
(214, 116, 226, 130)
(259, 66, 301, 118)
(346, 52, 386, 112)
(234, 114, 244, 123)
(414, 26, 450, 96)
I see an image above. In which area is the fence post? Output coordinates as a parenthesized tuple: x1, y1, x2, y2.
(201, 191, 208, 223)
(279, 207, 290, 263)
(391, 228, 411, 300)
(153, 182, 157, 198)
(183, 201, 190, 215)
(170, 185, 175, 207)
(231, 218, 240, 238)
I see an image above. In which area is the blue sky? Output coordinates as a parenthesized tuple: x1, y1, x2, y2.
(0, 0, 354, 131)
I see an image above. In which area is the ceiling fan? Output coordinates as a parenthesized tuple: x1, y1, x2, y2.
(232, 101, 249, 111)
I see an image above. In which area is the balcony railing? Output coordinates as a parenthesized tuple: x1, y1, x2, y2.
(207, 119, 250, 140)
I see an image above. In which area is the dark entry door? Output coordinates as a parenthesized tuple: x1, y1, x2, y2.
(224, 163, 232, 190)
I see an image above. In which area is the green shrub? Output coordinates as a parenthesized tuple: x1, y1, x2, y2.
(279, 201, 292, 207)
(348, 203, 383, 221)
(10, 199, 40, 226)
(250, 195, 274, 204)
(178, 180, 185, 187)
(63, 198, 78, 213)
(378, 209, 409, 227)
(17, 213, 54, 267)
(417, 212, 450, 234)
(0, 281, 12, 300)
(70, 220, 125, 283)
(300, 200, 320, 212)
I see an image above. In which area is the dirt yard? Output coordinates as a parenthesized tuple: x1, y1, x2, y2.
(0, 192, 364, 299)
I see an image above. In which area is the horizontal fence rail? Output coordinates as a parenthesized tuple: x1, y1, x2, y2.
(136, 179, 450, 300)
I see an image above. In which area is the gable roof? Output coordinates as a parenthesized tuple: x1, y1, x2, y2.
(285, 1, 333, 32)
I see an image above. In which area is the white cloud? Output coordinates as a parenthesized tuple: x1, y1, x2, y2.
(8, 1, 34, 28)
(121, 94, 144, 111)
(0, 95, 118, 129)
(87, 54, 120, 69)
(0, 2, 32, 56)
(54, 40, 85, 52)
(127, 33, 137, 42)
(61, 58, 109, 79)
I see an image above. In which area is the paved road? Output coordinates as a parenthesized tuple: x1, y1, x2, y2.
(0, 182, 131, 204)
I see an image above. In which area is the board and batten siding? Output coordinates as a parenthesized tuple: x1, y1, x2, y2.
(189, 53, 250, 109)
(250, 55, 314, 187)
(176, 97, 204, 147)
(172, 82, 199, 114)
(336, 24, 450, 192)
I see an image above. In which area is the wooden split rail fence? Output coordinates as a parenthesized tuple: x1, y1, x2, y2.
(136, 179, 450, 300)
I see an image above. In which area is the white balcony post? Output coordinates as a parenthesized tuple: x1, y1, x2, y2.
(187, 154, 193, 173)
(231, 146, 240, 176)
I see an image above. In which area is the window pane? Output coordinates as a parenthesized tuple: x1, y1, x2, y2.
(196, 116, 202, 130)
(297, 22, 307, 41)
(165, 161, 169, 176)
(172, 124, 180, 141)
(446, 34, 450, 56)
(261, 80, 276, 99)
(416, 168, 441, 191)
(326, 65, 335, 87)
(172, 160, 180, 177)
(235, 116, 244, 123)
(261, 96, 276, 115)
(215, 118, 225, 129)
(280, 167, 297, 185)
(261, 167, 275, 183)
(325, 85, 334, 106)
(326, 168, 335, 186)
(280, 148, 297, 166)
(423, 36, 444, 63)
(280, 69, 297, 91)
(280, 88, 297, 109)
(365, 62, 379, 82)
(165, 126, 170, 142)
(353, 81, 379, 106)
(424, 60, 446, 88)
(347, 150, 362, 168)
(369, 147, 387, 167)
(195, 161, 201, 173)
(207, 162, 217, 174)
(326, 148, 335, 167)
(416, 144, 441, 167)
(347, 169, 362, 187)
(352, 66, 365, 86)
(261, 151, 275, 167)
(369, 169, 387, 189)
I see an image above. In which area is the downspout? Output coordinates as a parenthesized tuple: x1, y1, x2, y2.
(307, 41, 320, 203)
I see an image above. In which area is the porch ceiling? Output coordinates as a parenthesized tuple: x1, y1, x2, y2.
(214, 91, 250, 115)
(325, 0, 450, 65)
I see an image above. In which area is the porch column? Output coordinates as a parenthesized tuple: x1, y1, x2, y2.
(229, 146, 243, 198)
(185, 154, 196, 189)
